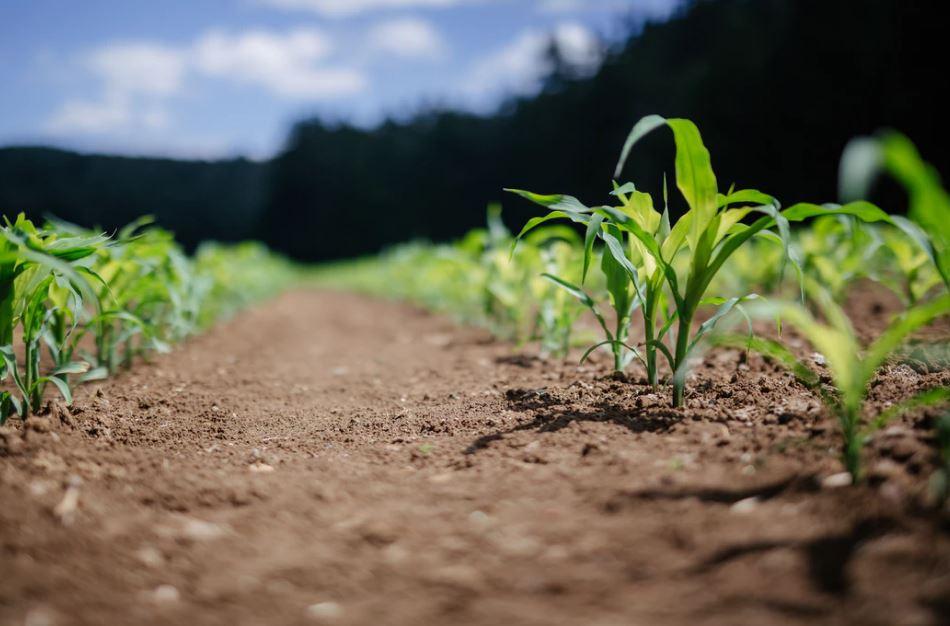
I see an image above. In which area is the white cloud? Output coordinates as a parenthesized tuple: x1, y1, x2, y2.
(46, 27, 371, 135)
(465, 22, 601, 101)
(46, 94, 171, 134)
(84, 42, 186, 98)
(538, 0, 682, 19)
(258, 0, 464, 18)
(365, 17, 447, 60)
(193, 29, 365, 98)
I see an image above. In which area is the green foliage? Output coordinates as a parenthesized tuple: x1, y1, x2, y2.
(715, 285, 950, 479)
(1, 214, 297, 424)
(314, 207, 587, 357)
(840, 131, 950, 290)
(511, 115, 793, 405)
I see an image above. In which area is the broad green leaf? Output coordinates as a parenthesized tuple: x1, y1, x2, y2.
(666, 118, 718, 253)
(717, 189, 778, 209)
(44, 375, 73, 404)
(503, 189, 591, 214)
(781, 201, 891, 224)
(614, 114, 667, 179)
(582, 213, 604, 283)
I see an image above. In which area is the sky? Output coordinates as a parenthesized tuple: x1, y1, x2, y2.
(0, 0, 680, 160)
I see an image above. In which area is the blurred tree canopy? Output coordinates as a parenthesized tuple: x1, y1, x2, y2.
(1, 0, 944, 260)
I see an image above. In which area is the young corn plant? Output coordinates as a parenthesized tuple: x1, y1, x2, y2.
(530, 230, 585, 357)
(511, 115, 929, 407)
(510, 116, 784, 402)
(840, 131, 950, 294)
(1, 214, 105, 421)
(714, 283, 950, 479)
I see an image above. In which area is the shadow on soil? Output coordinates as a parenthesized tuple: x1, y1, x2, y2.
(463, 385, 683, 455)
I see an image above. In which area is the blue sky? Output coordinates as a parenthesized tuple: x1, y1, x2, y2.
(0, 0, 679, 159)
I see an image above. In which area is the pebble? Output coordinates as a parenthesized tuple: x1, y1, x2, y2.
(52, 476, 82, 525)
(180, 518, 226, 541)
(730, 496, 760, 514)
(468, 510, 491, 529)
(152, 585, 180, 604)
(867, 459, 901, 482)
(23, 607, 57, 626)
(822, 472, 853, 488)
(248, 462, 275, 473)
(136, 546, 165, 568)
(306, 601, 343, 621)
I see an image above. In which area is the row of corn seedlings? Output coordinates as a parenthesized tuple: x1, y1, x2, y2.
(326, 116, 948, 485)
(314, 204, 594, 357)
(1, 215, 297, 424)
(506, 115, 948, 481)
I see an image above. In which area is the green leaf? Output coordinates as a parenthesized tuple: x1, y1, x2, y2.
(541, 273, 595, 308)
(610, 182, 637, 197)
(580, 339, 643, 366)
(688, 294, 760, 355)
(504, 189, 591, 214)
(44, 375, 73, 405)
(708, 333, 820, 389)
(838, 136, 882, 203)
(78, 366, 109, 383)
(717, 189, 778, 209)
(614, 114, 668, 179)
(52, 361, 91, 376)
(582, 213, 604, 283)
(864, 293, 950, 379)
(781, 201, 892, 224)
(665, 118, 719, 252)
(867, 387, 950, 433)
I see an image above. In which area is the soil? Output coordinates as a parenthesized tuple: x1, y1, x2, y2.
(1, 289, 948, 626)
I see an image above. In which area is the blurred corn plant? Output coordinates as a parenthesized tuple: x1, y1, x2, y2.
(1, 214, 107, 421)
(713, 283, 950, 479)
(1, 214, 298, 424)
(315, 206, 587, 357)
(511, 115, 936, 407)
(840, 131, 950, 295)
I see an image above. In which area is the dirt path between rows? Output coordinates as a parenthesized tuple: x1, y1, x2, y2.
(2, 290, 948, 626)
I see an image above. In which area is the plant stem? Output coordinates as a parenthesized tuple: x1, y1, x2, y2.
(26, 340, 39, 413)
(644, 309, 657, 387)
(841, 407, 862, 479)
(613, 315, 626, 372)
(671, 310, 694, 408)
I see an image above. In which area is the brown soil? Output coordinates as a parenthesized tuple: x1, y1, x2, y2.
(1, 289, 948, 626)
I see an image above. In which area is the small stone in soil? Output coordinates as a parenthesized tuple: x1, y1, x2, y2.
(730, 496, 760, 514)
(822, 472, 853, 488)
(152, 585, 180, 603)
(306, 601, 343, 621)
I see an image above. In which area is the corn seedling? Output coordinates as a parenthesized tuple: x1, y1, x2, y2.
(714, 283, 950, 479)
(840, 131, 950, 293)
(1, 213, 298, 424)
(0, 214, 107, 421)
